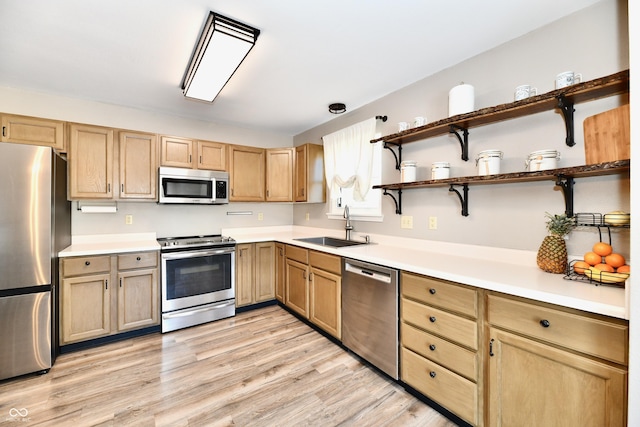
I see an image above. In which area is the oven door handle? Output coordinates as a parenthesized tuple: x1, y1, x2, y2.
(162, 300, 235, 318)
(161, 248, 235, 260)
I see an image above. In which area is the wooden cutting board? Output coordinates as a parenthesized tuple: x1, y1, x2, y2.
(583, 104, 630, 164)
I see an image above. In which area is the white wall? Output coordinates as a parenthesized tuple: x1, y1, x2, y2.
(294, 0, 630, 259)
(0, 86, 295, 237)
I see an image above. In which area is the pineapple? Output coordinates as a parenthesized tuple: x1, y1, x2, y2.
(536, 212, 576, 274)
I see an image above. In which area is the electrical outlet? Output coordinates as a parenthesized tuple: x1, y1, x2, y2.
(400, 215, 413, 229)
(258, 212, 264, 221)
(428, 216, 437, 230)
(125, 215, 133, 225)
(305, 212, 310, 221)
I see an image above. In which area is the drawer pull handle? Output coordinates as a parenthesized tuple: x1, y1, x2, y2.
(85, 261, 91, 266)
(429, 316, 436, 323)
(540, 319, 551, 328)
(429, 288, 436, 295)
(429, 344, 436, 351)
(429, 371, 436, 378)
(136, 256, 141, 261)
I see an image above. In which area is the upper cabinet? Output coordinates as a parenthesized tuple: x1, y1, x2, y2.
(160, 136, 227, 171)
(228, 144, 265, 202)
(266, 148, 294, 202)
(119, 131, 158, 200)
(197, 140, 226, 171)
(295, 143, 325, 203)
(1, 113, 65, 151)
(68, 124, 114, 199)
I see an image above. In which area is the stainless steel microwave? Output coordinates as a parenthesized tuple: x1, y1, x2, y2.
(159, 167, 229, 204)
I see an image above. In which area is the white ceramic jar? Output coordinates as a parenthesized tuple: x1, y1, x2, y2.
(476, 150, 503, 175)
(431, 162, 450, 179)
(400, 161, 417, 182)
(526, 149, 560, 171)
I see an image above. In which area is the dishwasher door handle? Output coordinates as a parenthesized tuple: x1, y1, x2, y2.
(344, 263, 392, 283)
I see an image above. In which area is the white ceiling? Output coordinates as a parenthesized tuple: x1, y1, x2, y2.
(0, 0, 602, 136)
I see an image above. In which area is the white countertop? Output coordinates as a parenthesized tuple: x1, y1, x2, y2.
(59, 232, 160, 257)
(223, 226, 627, 320)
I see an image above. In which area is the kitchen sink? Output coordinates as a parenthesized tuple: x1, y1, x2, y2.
(294, 236, 367, 248)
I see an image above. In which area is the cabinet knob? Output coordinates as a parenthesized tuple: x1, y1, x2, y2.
(429, 344, 436, 351)
(429, 288, 436, 295)
(85, 261, 90, 266)
(540, 319, 551, 328)
(429, 316, 436, 323)
(429, 371, 436, 378)
(136, 256, 141, 261)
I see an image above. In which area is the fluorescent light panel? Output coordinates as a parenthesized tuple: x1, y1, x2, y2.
(182, 12, 260, 102)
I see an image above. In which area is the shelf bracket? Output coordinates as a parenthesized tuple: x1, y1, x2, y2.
(449, 184, 469, 216)
(449, 125, 469, 161)
(556, 95, 576, 147)
(383, 142, 402, 170)
(383, 189, 402, 215)
(555, 175, 575, 217)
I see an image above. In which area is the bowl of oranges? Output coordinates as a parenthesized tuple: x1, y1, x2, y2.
(572, 242, 630, 285)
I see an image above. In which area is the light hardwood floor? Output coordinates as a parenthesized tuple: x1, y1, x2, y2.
(0, 305, 457, 426)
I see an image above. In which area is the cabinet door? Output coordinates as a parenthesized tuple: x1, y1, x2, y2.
(255, 242, 275, 302)
(61, 274, 111, 344)
(160, 136, 194, 168)
(197, 140, 227, 171)
(309, 266, 341, 339)
(295, 143, 325, 203)
(275, 243, 285, 302)
(1, 114, 65, 150)
(228, 145, 265, 201)
(117, 268, 159, 331)
(119, 131, 158, 200)
(488, 328, 627, 427)
(266, 148, 293, 202)
(294, 145, 308, 202)
(235, 244, 254, 307)
(68, 124, 114, 199)
(285, 258, 308, 318)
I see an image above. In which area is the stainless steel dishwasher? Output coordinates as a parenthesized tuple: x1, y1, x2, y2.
(341, 258, 399, 379)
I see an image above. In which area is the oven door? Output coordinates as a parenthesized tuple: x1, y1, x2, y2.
(161, 247, 235, 313)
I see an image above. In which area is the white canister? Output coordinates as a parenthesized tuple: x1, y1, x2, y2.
(526, 149, 560, 171)
(448, 83, 475, 117)
(400, 161, 417, 182)
(431, 162, 450, 179)
(476, 150, 503, 175)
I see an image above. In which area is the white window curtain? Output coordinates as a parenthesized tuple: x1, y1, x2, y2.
(322, 117, 377, 201)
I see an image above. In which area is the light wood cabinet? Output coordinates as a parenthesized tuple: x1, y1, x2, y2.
(235, 242, 276, 307)
(60, 251, 159, 345)
(1, 113, 65, 151)
(266, 148, 294, 202)
(160, 135, 194, 168)
(275, 243, 286, 302)
(228, 144, 265, 201)
(197, 140, 226, 171)
(400, 271, 481, 426)
(119, 131, 158, 200)
(486, 294, 628, 427)
(68, 123, 114, 199)
(295, 143, 325, 203)
(309, 251, 341, 339)
(284, 245, 309, 318)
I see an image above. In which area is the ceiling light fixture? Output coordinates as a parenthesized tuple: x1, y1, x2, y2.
(182, 12, 260, 102)
(329, 103, 346, 114)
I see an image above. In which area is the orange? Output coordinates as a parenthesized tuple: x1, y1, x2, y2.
(593, 263, 615, 272)
(583, 251, 602, 266)
(592, 242, 613, 257)
(617, 265, 630, 273)
(573, 261, 590, 275)
(604, 253, 626, 268)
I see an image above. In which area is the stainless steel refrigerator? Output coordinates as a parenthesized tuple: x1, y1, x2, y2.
(0, 141, 71, 380)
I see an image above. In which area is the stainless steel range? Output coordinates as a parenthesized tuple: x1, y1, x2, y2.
(158, 235, 236, 333)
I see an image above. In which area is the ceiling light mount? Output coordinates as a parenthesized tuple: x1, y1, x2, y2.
(328, 103, 346, 114)
(182, 11, 260, 103)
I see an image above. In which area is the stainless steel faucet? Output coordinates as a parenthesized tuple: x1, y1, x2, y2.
(344, 205, 353, 240)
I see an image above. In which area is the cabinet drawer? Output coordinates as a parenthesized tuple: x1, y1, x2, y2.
(285, 245, 308, 264)
(401, 347, 478, 425)
(62, 256, 111, 277)
(118, 252, 158, 270)
(401, 272, 477, 318)
(488, 294, 628, 365)
(402, 298, 478, 350)
(309, 250, 341, 274)
(401, 322, 477, 381)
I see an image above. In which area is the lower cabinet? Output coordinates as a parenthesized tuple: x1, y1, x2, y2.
(284, 245, 341, 339)
(275, 242, 286, 303)
(60, 251, 159, 345)
(235, 242, 275, 307)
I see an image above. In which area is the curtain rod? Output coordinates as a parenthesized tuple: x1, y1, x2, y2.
(376, 115, 387, 122)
